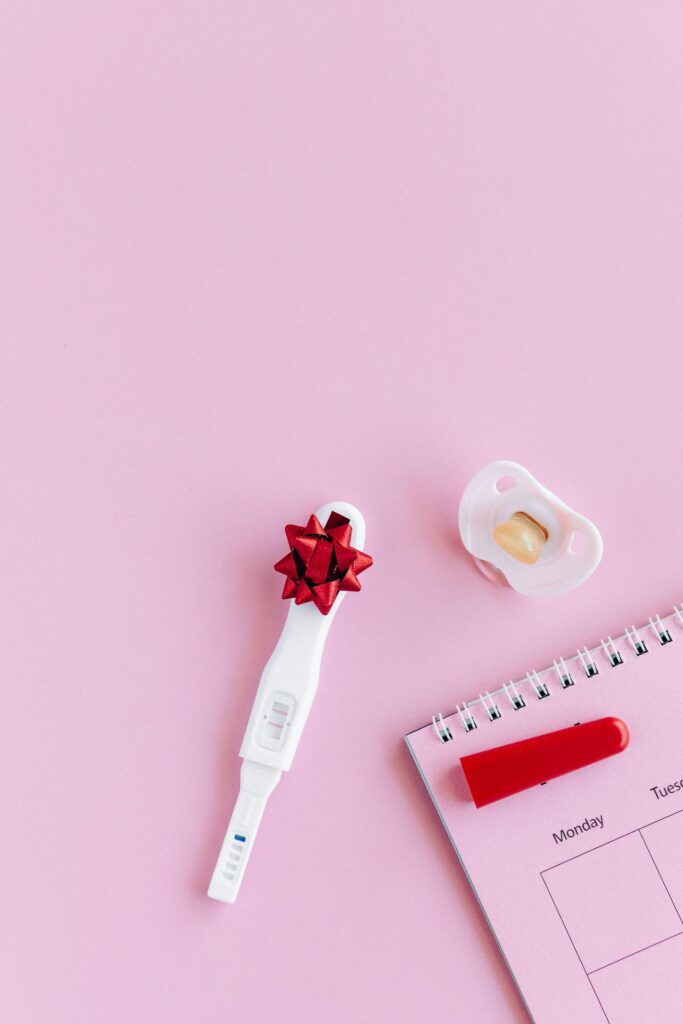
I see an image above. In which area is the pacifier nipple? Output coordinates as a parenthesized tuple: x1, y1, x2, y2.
(493, 512, 548, 565)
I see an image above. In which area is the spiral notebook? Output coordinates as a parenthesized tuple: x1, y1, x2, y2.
(405, 607, 683, 1024)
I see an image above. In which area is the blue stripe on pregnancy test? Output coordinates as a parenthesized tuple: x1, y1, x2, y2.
(234, 835, 246, 842)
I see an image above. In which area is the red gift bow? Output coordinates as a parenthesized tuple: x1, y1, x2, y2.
(274, 511, 373, 615)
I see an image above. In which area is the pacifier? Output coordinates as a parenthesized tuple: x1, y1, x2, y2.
(458, 461, 603, 596)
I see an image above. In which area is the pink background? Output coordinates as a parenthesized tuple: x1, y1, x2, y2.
(2, 3, 683, 1022)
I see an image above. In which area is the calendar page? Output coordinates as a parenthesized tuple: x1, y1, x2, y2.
(406, 611, 683, 1024)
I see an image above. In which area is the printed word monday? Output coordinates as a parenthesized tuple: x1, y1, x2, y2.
(552, 815, 603, 845)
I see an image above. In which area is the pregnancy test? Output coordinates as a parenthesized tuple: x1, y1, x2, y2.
(208, 500, 368, 903)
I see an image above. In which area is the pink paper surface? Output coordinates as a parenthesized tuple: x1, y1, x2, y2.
(2, 2, 683, 1022)
(407, 620, 683, 1023)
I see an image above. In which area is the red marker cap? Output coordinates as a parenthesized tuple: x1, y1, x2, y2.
(460, 716, 630, 808)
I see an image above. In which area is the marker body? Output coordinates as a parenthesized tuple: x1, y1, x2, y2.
(460, 716, 630, 808)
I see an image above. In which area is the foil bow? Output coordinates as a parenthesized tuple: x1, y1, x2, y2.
(274, 511, 373, 615)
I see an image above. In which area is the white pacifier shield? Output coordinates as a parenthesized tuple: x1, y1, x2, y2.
(458, 461, 602, 596)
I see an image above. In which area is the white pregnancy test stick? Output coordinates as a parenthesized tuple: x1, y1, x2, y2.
(208, 500, 366, 903)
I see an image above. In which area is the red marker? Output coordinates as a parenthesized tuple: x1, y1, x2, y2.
(460, 717, 630, 808)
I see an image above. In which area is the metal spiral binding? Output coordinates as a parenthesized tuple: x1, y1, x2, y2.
(432, 606, 681, 741)
(577, 647, 599, 677)
(456, 703, 477, 732)
(526, 670, 550, 699)
(480, 692, 501, 721)
(625, 624, 648, 656)
(600, 637, 623, 667)
(553, 657, 574, 688)
(503, 680, 526, 710)
(649, 615, 672, 645)
(431, 713, 453, 743)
